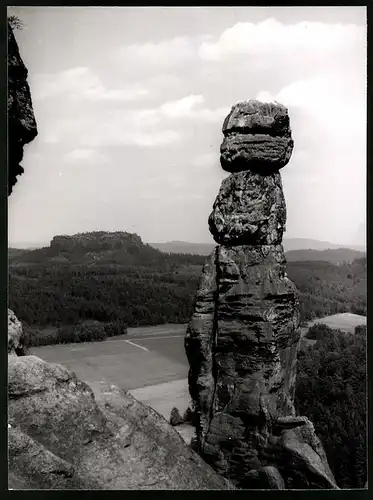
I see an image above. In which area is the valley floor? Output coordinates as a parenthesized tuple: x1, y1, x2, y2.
(30, 314, 366, 444)
(30, 323, 194, 441)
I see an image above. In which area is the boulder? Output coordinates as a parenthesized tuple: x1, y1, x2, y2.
(261, 416, 338, 489)
(244, 466, 285, 489)
(8, 309, 27, 355)
(208, 170, 286, 245)
(220, 100, 293, 173)
(8, 355, 234, 490)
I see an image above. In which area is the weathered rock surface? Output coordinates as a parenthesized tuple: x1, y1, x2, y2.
(186, 246, 302, 486)
(185, 100, 337, 489)
(8, 309, 27, 356)
(8, 23, 38, 194)
(208, 171, 286, 245)
(245, 465, 285, 489)
(220, 100, 293, 173)
(8, 355, 234, 490)
(261, 416, 337, 489)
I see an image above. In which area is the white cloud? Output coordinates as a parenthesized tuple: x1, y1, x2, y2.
(275, 73, 366, 141)
(41, 93, 228, 148)
(32, 67, 91, 99)
(255, 90, 277, 103)
(193, 106, 230, 123)
(82, 87, 149, 102)
(199, 18, 364, 61)
(114, 36, 199, 68)
(64, 148, 107, 163)
(32, 67, 150, 102)
(159, 95, 229, 122)
(126, 130, 181, 148)
(160, 94, 204, 118)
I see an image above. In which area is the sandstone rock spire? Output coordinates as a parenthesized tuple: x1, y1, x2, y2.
(185, 100, 338, 489)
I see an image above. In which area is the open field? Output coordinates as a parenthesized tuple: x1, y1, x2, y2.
(31, 315, 366, 424)
(30, 323, 192, 426)
(307, 312, 366, 333)
(300, 312, 366, 347)
(30, 323, 189, 391)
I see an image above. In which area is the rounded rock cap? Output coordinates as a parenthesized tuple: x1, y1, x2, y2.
(222, 100, 291, 137)
(220, 99, 294, 174)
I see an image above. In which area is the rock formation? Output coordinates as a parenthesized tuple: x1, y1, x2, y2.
(185, 100, 337, 489)
(8, 22, 38, 195)
(8, 309, 28, 356)
(8, 356, 233, 490)
(7, 23, 234, 490)
(50, 231, 144, 253)
(220, 101, 293, 173)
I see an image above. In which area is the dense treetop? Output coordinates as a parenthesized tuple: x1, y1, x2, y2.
(9, 232, 366, 327)
(295, 324, 367, 488)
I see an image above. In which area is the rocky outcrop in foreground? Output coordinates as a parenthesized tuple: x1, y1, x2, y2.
(8, 309, 27, 356)
(185, 100, 337, 489)
(8, 23, 38, 195)
(8, 354, 233, 490)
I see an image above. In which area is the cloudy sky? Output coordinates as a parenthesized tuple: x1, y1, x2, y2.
(8, 6, 366, 247)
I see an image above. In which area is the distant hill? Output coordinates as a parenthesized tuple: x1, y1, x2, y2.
(8, 248, 30, 259)
(10, 236, 365, 257)
(9, 231, 366, 329)
(285, 248, 365, 265)
(149, 238, 366, 261)
(8, 231, 206, 328)
(8, 242, 47, 250)
(282, 238, 365, 252)
(9, 231, 181, 267)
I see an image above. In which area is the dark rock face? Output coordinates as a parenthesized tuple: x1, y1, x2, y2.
(8, 23, 38, 195)
(220, 100, 293, 173)
(208, 171, 286, 245)
(185, 100, 337, 489)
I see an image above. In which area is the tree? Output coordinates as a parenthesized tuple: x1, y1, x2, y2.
(169, 407, 183, 426)
(8, 15, 24, 31)
(295, 329, 367, 488)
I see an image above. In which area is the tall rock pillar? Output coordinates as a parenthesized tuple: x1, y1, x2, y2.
(185, 100, 337, 489)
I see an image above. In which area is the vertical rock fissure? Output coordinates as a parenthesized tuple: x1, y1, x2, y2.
(207, 246, 220, 435)
(185, 99, 338, 489)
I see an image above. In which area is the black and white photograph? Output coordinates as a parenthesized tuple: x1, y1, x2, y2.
(7, 5, 367, 490)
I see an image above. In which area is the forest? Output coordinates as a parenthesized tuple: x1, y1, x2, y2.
(9, 233, 366, 330)
(295, 323, 367, 489)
